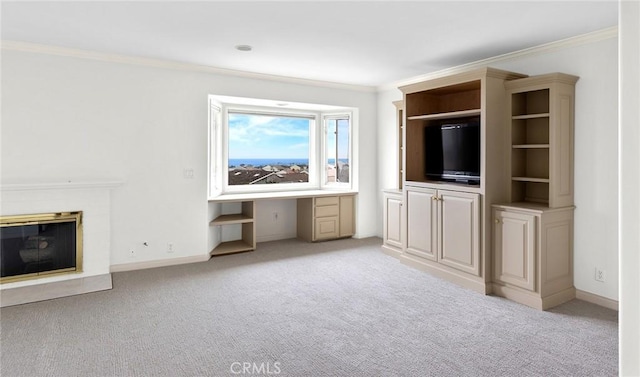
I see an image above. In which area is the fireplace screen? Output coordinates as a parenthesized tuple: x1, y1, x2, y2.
(1, 212, 83, 283)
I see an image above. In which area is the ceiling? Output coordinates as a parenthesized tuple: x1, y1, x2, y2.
(1, 1, 618, 88)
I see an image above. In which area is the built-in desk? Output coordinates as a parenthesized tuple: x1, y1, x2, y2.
(208, 190, 357, 256)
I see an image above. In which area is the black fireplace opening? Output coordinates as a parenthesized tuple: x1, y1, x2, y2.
(1, 213, 81, 281)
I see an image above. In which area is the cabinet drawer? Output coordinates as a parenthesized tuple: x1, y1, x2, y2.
(315, 204, 339, 217)
(315, 196, 339, 206)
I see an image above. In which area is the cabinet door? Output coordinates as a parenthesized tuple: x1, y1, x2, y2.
(494, 209, 536, 291)
(439, 190, 480, 276)
(405, 187, 438, 261)
(384, 194, 403, 249)
(339, 196, 355, 237)
(315, 217, 339, 240)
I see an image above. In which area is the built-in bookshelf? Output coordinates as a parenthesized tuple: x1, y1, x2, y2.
(506, 74, 578, 208)
(209, 200, 255, 255)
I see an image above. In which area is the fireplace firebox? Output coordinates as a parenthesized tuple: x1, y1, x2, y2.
(0, 212, 83, 283)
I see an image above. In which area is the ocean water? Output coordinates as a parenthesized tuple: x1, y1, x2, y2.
(229, 158, 309, 167)
(228, 158, 347, 167)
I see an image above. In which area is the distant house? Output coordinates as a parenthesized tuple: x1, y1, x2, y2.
(326, 165, 336, 182)
(289, 164, 301, 172)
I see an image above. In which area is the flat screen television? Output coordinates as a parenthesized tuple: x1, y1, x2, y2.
(424, 117, 480, 184)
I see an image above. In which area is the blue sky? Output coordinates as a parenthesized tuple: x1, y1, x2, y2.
(228, 113, 310, 159)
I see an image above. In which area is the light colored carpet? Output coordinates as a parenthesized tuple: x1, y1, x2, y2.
(0, 237, 618, 376)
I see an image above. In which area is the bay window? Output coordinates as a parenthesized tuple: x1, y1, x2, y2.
(208, 95, 356, 198)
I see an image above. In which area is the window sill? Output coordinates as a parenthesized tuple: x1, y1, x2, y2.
(208, 189, 357, 202)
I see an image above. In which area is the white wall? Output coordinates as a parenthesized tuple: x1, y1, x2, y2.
(376, 35, 619, 301)
(1, 49, 378, 266)
(254, 200, 298, 243)
(619, 1, 640, 373)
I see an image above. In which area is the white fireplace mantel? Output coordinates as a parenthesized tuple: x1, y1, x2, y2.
(0, 180, 123, 307)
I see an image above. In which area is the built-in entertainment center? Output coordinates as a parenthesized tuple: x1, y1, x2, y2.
(382, 67, 578, 310)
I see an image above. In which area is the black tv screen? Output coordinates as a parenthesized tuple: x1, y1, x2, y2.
(424, 117, 480, 183)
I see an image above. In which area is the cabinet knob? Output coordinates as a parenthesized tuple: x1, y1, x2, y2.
(495, 219, 501, 224)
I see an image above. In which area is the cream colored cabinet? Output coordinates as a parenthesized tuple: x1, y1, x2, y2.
(405, 186, 438, 261)
(494, 73, 578, 310)
(399, 67, 527, 294)
(338, 195, 355, 238)
(439, 190, 480, 276)
(297, 195, 354, 242)
(493, 209, 535, 291)
(492, 204, 575, 310)
(405, 185, 480, 275)
(382, 190, 404, 257)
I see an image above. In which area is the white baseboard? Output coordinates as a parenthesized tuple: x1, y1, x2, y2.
(576, 289, 619, 311)
(0, 274, 112, 307)
(110, 254, 210, 273)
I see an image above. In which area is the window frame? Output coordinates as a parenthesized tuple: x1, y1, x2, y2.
(321, 113, 353, 189)
(208, 95, 356, 198)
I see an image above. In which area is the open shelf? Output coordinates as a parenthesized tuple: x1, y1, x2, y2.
(511, 148, 549, 180)
(512, 144, 550, 149)
(512, 113, 550, 120)
(506, 73, 577, 208)
(210, 240, 254, 256)
(510, 90, 551, 206)
(407, 109, 481, 121)
(511, 180, 550, 204)
(511, 89, 549, 116)
(405, 80, 481, 118)
(210, 214, 253, 225)
(209, 200, 256, 256)
(512, 118, 549, 145)
(512, 177, 550, 183)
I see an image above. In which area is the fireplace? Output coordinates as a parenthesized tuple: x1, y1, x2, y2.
(1, 212, 83, 283)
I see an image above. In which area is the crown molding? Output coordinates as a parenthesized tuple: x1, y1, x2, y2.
(0, 26, 617, 94)
(378, 26, 618, 92)
(0, 40, 377, 93)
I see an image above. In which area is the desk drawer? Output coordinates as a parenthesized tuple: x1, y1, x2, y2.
(315, 196, 339, 206)
(315, 204, 339, 217)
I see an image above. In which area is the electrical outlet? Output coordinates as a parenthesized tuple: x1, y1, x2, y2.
(167, 243, 174, 253)
(595, 268, 606, 282)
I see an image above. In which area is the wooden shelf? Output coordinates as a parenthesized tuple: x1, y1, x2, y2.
(507, 74, 577, 207)
(512, 113, 550, 120)
(403, 79, 481, 118)
(210, 214, 253, 225)
(512, 144, 550, 149)
(209, 200, 256, 256)
(210, 240, 254, 256)
(512, 177, 550, 183)
(407, 109, 481, 121)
